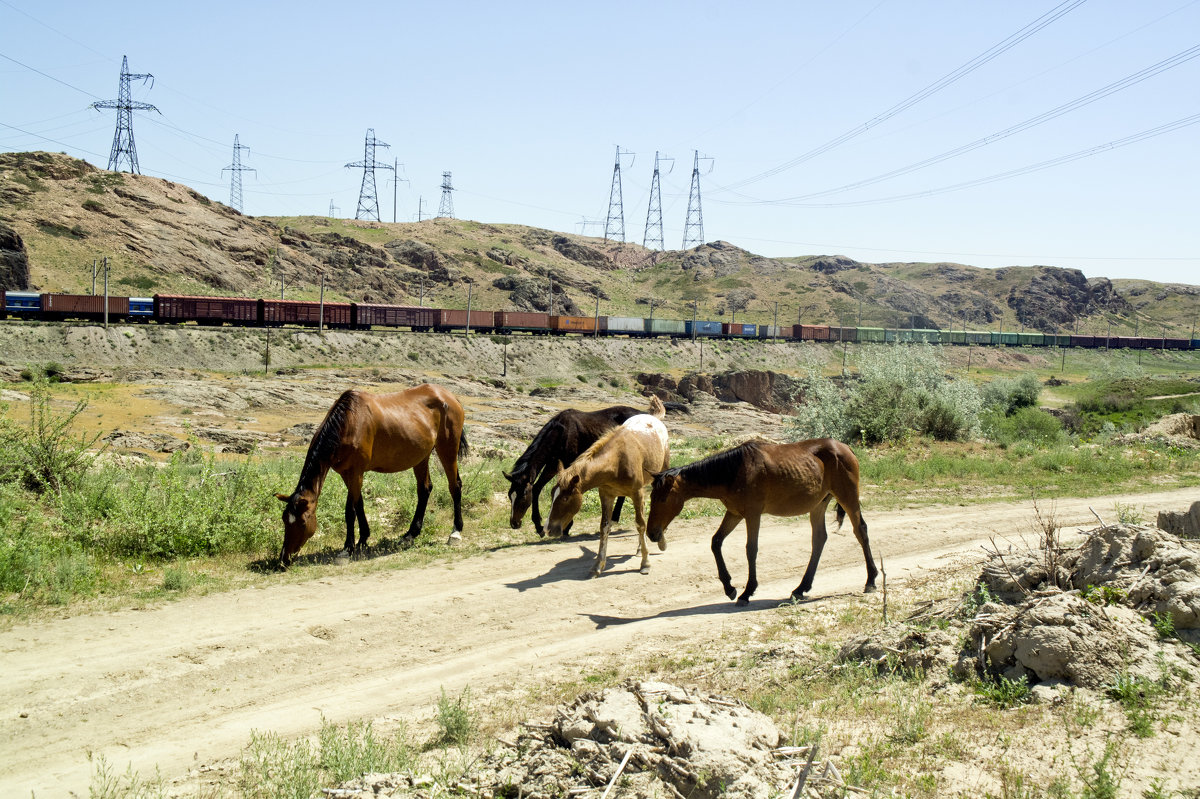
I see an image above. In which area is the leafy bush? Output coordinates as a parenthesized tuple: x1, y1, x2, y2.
(0, 379, 102, 494)
(788, 344, 981, 444)
(981, 406, 1064, 446)
(980, 374, 1041, 415)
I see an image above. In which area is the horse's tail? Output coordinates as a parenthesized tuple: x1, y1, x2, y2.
(834, 500, 845, 531)
(458, 425, 469, 459)
(647, 394, 666, 419)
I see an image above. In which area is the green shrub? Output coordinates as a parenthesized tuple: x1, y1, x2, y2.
(0, 379, 102, 494)
(981, 406, 1064, 446)
(980, 374, 1041, 414)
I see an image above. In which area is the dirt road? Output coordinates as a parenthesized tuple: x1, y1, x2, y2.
(2, 487, 1196, 797)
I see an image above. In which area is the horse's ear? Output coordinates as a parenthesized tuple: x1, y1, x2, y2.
(564, 473, 580, 492)
(501, 470, 512, 481)
(653, 471, 675, 489)
(275, 493, 290, 503)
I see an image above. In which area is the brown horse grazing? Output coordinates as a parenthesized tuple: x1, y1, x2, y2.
(546, 411, 670, 578)
(504, 396, 666, 537)
(275, 383, 468, 568)
(647, 438, 875, 606)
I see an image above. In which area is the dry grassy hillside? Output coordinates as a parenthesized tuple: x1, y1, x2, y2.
(2, 151, 1198, 335)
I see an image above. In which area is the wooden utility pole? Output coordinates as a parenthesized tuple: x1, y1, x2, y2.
(102, 257, 109, 329)
(318, 272, 326, 333)
(465, 284, 473, 335)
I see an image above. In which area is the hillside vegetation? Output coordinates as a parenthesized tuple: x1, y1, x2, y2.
(2, 151, 1199, 336)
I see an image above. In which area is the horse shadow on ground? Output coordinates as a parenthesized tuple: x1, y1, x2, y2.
(504, 528, 657, 592)
(584, 589, 860, 629)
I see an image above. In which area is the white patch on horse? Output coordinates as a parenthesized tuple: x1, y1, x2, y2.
(286, 513, 296, 525)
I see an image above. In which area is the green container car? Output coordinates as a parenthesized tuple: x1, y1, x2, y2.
(857, 327, 886, 343)
(645, 318, 686, 337)
(1016, 332, 1043, 347)
(965, 330, 991, 345)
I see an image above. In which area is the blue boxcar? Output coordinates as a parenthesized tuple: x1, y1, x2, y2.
(129, 297, 155, 320)
(685, 319, 722, 337)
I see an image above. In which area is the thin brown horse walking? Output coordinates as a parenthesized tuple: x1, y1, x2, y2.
(275, 383, 467, 568)
(647, 438, 875, 605)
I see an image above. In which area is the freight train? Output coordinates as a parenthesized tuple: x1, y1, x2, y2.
(3, 290, 1198, 351)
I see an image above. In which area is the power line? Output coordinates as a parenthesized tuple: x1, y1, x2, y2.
(734, 44, 1200, 206)
(783, 111, 1200, 208)
(0, 50, 102, 100)
(713, 0, 1088, 194)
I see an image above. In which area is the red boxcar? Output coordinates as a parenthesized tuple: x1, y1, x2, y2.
(155, 294, 260, 325)
(494, 311, 550, 333)
(797, 324, 830, 341)
(549, 315, 597, 334)
(261, 299, 352, 328)
(354, 303, 438, 330)
(40, 293, 129, 321)
(433, 309, 496, 332)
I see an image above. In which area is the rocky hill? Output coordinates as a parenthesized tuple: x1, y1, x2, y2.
(2, 151, 1197, 336)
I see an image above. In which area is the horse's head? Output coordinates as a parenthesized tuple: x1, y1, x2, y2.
(275, 491, 318, 568)
(646, 471, 684, 548)
(502, 467, 533, 530)
(545, 471, 583, 539)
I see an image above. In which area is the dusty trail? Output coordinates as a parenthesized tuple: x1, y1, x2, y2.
(1, 487, 1196, 797)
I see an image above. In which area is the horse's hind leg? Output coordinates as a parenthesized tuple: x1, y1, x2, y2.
(405, 458, 433, 545)
(711, 510, 743, 601)
(435, 434, 465, 534)
(793, 496, 832, 599)
(833, 480, 877, 593)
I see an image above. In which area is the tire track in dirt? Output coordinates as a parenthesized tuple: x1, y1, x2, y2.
(1, 487, 1196, 797)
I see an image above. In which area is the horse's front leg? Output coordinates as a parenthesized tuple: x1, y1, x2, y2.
(711, 510, 742, 601)
(591, 492, 615, 578)
(631, 487, 651, 574)
(793, 499, 832, 599)
(530, 465, 554, 538)
(738, 515, 761, 606)
(343, 472, 365, 556)
(405, 458, 433, 546)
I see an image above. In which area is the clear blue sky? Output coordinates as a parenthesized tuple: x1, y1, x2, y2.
(2, 0, 1197, 284)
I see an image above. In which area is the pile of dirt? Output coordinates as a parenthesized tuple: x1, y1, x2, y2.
(637, 370, 804, 414)
(1158, 501, 1200, 538)
(841, 524, 1200, 689)
(331, 682, 850, 799)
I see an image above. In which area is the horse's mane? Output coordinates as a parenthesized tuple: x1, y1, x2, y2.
(661, 439, 764, 488)
(295, 390, 356, 493)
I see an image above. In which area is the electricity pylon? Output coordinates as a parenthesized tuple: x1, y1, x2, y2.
(437, 172, 455, 218)
(91, 55, 159, 174)
(643, 151, 673, 250)
(683, 150, 713, 249)
(345, 129, 393, 221)
(604, 146, 634, 242)
(222, 134, 254, 213)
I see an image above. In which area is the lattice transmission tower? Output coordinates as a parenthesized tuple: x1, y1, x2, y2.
(643, 151, 673, 250)
(437, 172, 455, 218)
(222, 134, 255, 213)
(344, 129, 393, 221)
(682, 150, 713, 250)
(603, 146, 635, 242)
(91, 55, 159, 174)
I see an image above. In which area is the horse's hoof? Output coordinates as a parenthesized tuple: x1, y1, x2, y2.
(735, 597, 750, 607)
(335, 549, 351, 562)
(656, 536, 667, 552)
(400, 536, 416, 550)
(446, 531, 462, 545)
(588, 571, 602, 579)
(724, 586, 737, 601)
(863, 584, 878, 594)
(535, 527, 545, 538)
(639, 565, 650, 575)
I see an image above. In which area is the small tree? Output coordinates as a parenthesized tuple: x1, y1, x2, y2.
(4, 378, 103, 494)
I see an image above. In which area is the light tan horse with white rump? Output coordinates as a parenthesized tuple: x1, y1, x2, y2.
(546, 397, 669, 577)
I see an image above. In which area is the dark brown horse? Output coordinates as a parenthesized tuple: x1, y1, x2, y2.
(275, 383, 467, 567)
(504, 397, 665, 536)
(647, 438, 875, 605)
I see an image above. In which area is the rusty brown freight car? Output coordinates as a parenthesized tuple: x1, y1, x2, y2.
(40, 293, 129, 321)
(261, 299, 352, 328)
(354, 304, 438, 330)
(154, 294, 260, 325)
(494, 311, 550, 333)
(433, 309, 496, 332)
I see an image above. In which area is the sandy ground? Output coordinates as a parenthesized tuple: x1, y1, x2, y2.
(2, 486, 1198, 797)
